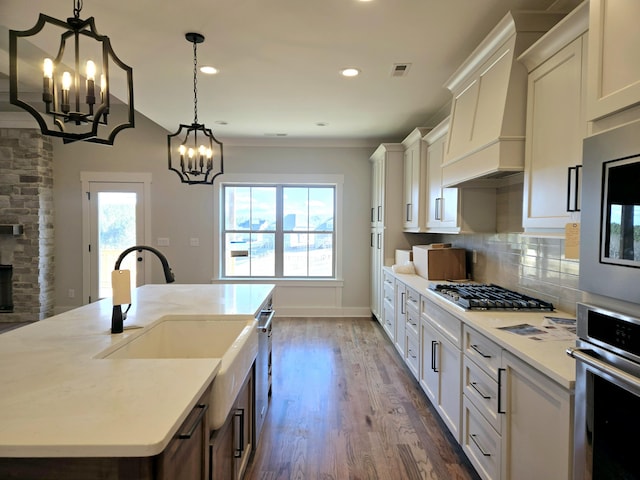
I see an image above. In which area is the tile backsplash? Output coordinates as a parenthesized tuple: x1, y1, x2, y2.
(436, 233, 584, 315)
(407, 181, 585, 316)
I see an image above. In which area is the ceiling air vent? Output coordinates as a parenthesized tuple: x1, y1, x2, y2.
(391, 63, 411, 77)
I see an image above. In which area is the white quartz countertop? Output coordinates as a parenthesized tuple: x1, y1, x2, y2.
(0, 283, 275, 458)
(387, 269, 576, 390)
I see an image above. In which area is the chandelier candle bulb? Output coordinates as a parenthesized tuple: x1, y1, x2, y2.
(61, 71, 71, 113)
(85, 60, 96, 107)
(42, 58, 53, 104)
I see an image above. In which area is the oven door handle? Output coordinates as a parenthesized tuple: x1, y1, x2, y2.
(258, 309, 275, 333)
(567, 347, 640, 390)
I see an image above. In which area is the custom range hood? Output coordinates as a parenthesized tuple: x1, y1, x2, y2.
(441, 11, 566, 188)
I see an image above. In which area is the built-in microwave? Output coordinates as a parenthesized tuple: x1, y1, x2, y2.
(580, 120, 640, 305)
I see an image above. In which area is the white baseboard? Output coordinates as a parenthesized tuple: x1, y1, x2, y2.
(273, 306, 371, 317)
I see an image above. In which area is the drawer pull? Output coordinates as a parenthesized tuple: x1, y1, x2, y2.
(178, 404, 208, 439)
(497, 368, 506, 414)
(233, 408, 245, 458)
(470, 344, 491, 358)
(470, 381, 491, 400)
(470, 433, 492, 457)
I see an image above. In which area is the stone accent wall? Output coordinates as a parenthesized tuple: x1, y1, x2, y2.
(0, 128, 54, 322)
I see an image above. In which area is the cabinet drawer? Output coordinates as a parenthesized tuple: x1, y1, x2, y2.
(383, 283, 394, 304)
(406, 287, 420, 312)
(406, 335, 419, 379)
(383, 272, 394, 288)
(464, 326, 502, 377)
(463, 355, 501, 435)
(422, 296, 462, 348)
(462, 396, 501, 480)
(406, 307, 420, 338)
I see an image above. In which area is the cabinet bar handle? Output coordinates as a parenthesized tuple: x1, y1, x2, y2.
(178, 404, 208, 439)
(377, 205, 382, 222)
(567, 165, 582, 212)
(470, 434, 491, 457)
(469, 381, 491, 400)
(233, 408, 245, 458)
(566, 166, 574, 212)
(431, 340, 439, 372)
(406, 203, 412, 222)
(377, 233, 381, 250)
(370, 232, 374, 248)
(497, 368, 506, 414)
(574, 165, 581, 212)
(371, 207, 375, 222)
(470, 344, 491, 358)
(435, 197, 442, 221)
(401, 292, 406, 314)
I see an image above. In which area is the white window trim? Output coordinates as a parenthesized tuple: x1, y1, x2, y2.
(213, 173, 344, 281)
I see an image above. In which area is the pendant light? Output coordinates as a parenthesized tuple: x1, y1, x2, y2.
(167, 33, 224, 186)
(9, 0, 135, 145)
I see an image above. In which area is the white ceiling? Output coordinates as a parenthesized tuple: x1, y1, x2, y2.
(0, 0, 579, 145)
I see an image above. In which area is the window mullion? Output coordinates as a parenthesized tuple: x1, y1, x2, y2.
(274, 186, 284, 277)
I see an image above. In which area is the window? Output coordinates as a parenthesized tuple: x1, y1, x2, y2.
(222, 184, 336, 278)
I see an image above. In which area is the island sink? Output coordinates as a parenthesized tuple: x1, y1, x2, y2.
(98, 315, 258, 430)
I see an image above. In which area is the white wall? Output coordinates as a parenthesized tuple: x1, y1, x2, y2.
(53, 111, 375, 316)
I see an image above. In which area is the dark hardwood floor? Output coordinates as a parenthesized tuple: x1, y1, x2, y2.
(245, 317, 480, 480)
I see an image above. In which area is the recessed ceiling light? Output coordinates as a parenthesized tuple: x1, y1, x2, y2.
(340, 68, 360, 77)
(200, 66, 218, 74)
(316, 122, 329, 127)
(264, 133, 288, 137)
(215, 120, 228, 125)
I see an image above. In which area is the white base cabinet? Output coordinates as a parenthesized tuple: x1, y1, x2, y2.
(461, 326, 573, 480)
(500, 351, 573, 480)
(419, 296, 462, 442)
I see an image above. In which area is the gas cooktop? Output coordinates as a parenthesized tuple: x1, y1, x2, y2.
(429, 283, 554, 311)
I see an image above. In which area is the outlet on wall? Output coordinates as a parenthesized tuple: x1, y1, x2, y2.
(68, 289, 75, 298)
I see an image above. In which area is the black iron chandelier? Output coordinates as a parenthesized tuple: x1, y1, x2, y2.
(167, 33, 224, 186)
(9, 0, 134, 145)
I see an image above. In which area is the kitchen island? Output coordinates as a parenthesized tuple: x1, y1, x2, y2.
(0, 283, 274, 476)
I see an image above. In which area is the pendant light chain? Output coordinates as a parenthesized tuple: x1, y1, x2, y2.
(193, 40, 199, 125)
(73, 0, 83, 18)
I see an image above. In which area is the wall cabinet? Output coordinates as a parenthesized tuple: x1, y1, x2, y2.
(586, 0, 640, 122)
(423, 118, 496, 234)
(210, 370, 254, 480)
(369, 144, 409, 322)
(419, 295, 462, 442)
(519, 3, 589, 234)
(401, 128, 430, 232)
(461, 326, 572, 480)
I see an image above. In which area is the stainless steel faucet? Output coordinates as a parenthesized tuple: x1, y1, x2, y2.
(111, 245, 175, 333)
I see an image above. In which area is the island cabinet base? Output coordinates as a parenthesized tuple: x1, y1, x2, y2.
(0, 384, 212, 480)
(210, 368, 254, 480)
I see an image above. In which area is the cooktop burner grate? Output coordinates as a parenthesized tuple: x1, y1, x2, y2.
(429, 283, 554, 311)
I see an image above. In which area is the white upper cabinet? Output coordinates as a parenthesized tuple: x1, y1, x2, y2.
(425, 118, 458, 231)
(401, 127, 430, 232)
(587, 0, 640, 122)
(519, 2, 589, 234)
(442, 12, 566, 188)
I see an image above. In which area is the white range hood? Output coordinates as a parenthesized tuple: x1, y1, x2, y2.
(442, 11, 566, 188)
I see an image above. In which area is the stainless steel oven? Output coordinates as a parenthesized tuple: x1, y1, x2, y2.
(567, 303, 640, 479)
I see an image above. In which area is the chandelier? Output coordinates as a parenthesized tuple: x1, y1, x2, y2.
(167, 33, 224, 186)
(9, 0, 134, 145)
